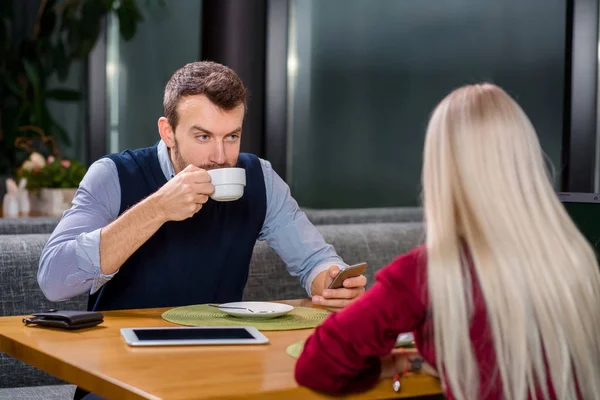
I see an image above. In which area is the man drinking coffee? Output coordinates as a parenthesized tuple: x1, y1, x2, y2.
(38, 61, 366, 314)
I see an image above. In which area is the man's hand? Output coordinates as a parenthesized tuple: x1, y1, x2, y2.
(99, 164, 214, 275)
(311, 265, 366, 311)
(153, 164, 214, 222)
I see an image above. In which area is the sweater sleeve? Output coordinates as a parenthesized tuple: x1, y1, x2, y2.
(295, 246, 428, 394)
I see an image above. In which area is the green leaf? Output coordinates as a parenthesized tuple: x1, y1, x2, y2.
(80, 0, 105, 40)
(22, 60, 44, 124)
(59, 2, 77, 35)
(22, 60, 40, 93)
(117, 0, 144, 41)
(75, 39, 96, 59)
(18, 39, 37, 60)
(0, 16, 11, 51)
(101, 0, 116, 11)
(54, 40, 70, 80)
(65, 23, 81, 58)
(5, 78, 23, 99)
(38, 0, 58, 39)
(37, 38, 55, 77)
(46, 88, 81, 102)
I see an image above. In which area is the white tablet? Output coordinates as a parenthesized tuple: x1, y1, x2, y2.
(120, 326, 270, 346)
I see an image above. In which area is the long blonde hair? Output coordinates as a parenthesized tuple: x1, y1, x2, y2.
(422, 83, 600, 399)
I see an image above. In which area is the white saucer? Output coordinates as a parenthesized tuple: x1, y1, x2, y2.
(217, 301, 294, 319)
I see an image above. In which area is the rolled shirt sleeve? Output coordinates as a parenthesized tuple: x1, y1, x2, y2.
(258, 159, 348, 295)
(38, 158, 121, 301)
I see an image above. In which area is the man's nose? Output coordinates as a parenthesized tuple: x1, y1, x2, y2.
(210, 141, 227, 165)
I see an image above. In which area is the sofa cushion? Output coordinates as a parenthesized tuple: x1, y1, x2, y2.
(0, 218, 59, 235)
(303, 207, 423, 225)
(0, 384, 75, 399)
(0, 234, 88, 388)
(244, 222, 425, 301)
(0, 234, 88, 316)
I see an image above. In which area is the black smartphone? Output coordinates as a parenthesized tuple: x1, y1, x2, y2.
(327, 262, 367, 289)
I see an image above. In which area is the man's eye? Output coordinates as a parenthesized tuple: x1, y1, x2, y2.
(197, 135, 209, 141)
(226, 135, 240, 142)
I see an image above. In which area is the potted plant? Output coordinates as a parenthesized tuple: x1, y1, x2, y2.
(15, 129, 86, 216)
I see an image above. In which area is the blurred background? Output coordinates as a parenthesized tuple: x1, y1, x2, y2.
(1, 0, 598, 209)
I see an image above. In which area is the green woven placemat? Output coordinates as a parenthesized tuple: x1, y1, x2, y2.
(162, 304, 330, 331)
(287, 340, 305, 359)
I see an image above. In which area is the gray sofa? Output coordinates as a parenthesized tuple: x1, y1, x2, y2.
(0, 222, 424, 398)
(303, 207, 423, 225)
(0, 218, 61, 235)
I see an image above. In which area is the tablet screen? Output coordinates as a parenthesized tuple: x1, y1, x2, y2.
(133, 328, 255, 341)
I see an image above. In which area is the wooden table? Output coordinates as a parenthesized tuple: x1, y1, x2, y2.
(0, 300, 442, 399)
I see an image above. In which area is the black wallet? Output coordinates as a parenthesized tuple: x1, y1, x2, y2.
(23, 310, 104, 330)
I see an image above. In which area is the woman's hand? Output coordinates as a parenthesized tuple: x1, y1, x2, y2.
(380, 348, 439, 379)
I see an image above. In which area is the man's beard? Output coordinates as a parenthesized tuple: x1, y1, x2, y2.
(171, 138, 236, 172)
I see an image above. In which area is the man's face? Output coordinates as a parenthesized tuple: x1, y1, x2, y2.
(164, 95, 245, 173)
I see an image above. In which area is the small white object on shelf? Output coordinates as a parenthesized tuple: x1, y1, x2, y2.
(2, 178, 19, 218)
(17, 178, 30, 216)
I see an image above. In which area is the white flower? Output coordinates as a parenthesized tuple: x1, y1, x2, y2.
(21, 160, 34, 171)
(29, 152, 46, 168)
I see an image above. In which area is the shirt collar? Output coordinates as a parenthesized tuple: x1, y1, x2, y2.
(157, 140, 176, 180)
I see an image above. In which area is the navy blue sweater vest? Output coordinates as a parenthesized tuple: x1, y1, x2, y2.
(87, 144, 267, 311)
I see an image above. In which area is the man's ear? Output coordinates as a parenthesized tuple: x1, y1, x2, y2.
(158, 117, 176, 147)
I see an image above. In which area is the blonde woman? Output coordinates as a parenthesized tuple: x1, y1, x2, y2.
(295, 83, 600, 399)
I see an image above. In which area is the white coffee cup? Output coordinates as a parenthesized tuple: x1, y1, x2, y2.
(207, 167, 246, 201)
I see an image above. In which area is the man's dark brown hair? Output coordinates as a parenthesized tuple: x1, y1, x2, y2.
(163, 61, 247, 130)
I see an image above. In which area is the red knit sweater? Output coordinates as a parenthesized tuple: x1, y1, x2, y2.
(295, 246, 559, 399)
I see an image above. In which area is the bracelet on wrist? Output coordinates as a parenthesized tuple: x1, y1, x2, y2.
(391, 348, 424, 392)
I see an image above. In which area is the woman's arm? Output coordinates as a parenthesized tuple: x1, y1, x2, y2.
(295, 248, 429, 394)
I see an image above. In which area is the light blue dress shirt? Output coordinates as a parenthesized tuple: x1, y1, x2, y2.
(38, 141, 347, 302)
